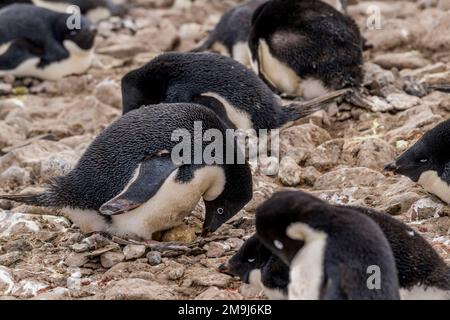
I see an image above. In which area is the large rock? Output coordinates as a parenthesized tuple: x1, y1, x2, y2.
(195, 287, 243, 300)
(373, 51, 429, 70)
(185, 267, 233, 288)
(341, 138, 396, 171)
(314, 167, 385, 190)
(105, 279, 176, 300)
(305, 139, 344, 171)
(280, 123, 331, 152)
(278, 157, 302, 186)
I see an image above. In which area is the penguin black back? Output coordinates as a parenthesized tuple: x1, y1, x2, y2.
(121, 52, 331, 130)
(256, 191, 400, 300)
(249, 0, 363, 96)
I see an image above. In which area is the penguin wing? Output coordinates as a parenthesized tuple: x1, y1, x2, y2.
(0, 39, 41, 70)
(99, 154, 180, 215)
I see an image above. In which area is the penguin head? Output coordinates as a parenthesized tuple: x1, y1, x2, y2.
(202, 164, 253, 235)
(256, 191, 328, 265)
(385, 120, 450, 182)
(218, 235, 272, 283)
(55, 14, 97, 50)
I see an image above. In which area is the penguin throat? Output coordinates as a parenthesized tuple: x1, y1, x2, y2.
(418, 170, 450, 204)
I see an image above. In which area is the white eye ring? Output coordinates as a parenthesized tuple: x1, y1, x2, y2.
(217, 208, 224, 215)
(273, 240, 284, 250)
(248, 258, 255, 263)
(420, 159, 428, 163)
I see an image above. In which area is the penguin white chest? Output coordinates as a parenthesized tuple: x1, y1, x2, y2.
(108, 166, 226, 240)
(256, 39, 328, 99)
(286, 223, 327, 300)
(418, 171, 450, 204)
(232, 42, 251, 67)
(0, 41, 94, 80)
(32, 0, 71, 12)
(248, 269, 288, 300)
(400, 285, 450, 300)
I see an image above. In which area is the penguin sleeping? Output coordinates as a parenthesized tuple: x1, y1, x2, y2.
(121, 52, 346, 131)
(227, 200, 450, 300)
(0, 4, 96, 80)
(0, 103, 253, 240)
(191, 0, 268, 66)
(385, 119, 450, 204)
(0, 0, 125, 22)
(248, 0, 363, 100)
(256, 191, 400, 300)
(218, 234, 290, 300)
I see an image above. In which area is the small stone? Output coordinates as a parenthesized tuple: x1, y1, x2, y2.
(407, 198, 443, 221)
(0, 251, 22, 267)
(224, 238, 244, 250)
(373, 51, 429, 70)
(146, 251, 162, 266)
(12, 280, 48, 298)
(161, 224, 196, 243)
(94, 80, 122, 109)
(70, 243, 90, 253)
(278, 156, 302, 186)
(301, 166, 321, 186)
(123, 245, 146, 260)
(0, 83, 12, 94)
(167, 262, 185, 280)
(314, 167, 385, 190)
(65, 253, 89, 267)
(195, 287, 243, 300)
(100, 251, 125, 268)
(205, 242, 230, 258)
(82, 233, 111, 249)
(187, 267, 232, 288)
(0, 267, 14, 296)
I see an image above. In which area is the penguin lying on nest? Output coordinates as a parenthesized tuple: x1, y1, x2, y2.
(226, 191, 450, 299)
(256, 190, 401, 300)
(248, 0, 364, 102)
(0, 4, 96, 80)
(386, 119, 450, 205)
(0, 103, 253, 240)
(0, 0, 125, 22)
(122, 52, 349, 131)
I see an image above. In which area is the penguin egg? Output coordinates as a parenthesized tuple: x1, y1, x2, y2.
(273, 240, 284, 250)
(217, 208, 224, 215)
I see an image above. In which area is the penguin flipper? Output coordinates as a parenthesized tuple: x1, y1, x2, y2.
(0, 39, 39, 70)
(99, 155, 179, 215)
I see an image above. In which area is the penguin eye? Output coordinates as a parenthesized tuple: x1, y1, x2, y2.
(273, 240, 284, 250)
(217, 208, 224, 215)
(247, 258, 255, 263)
(419, 158, 428, 163)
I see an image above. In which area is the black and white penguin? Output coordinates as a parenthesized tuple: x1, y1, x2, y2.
(256, 190, 400, 300)
(349, 206, 450, 300)
(385, 119, 450, 204)
(0, 4, 96, 80)
(219, 234, 289, 300)
(0, 103, 253, 240)
(248, 0, 364, 99)
(121, 52, 346, 130)
(224, 205, 450, 300)
(191, 0, 268, 66)
(0, 0, 125, 22)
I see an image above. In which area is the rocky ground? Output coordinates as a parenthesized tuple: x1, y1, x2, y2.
(0, 0, 449, 300)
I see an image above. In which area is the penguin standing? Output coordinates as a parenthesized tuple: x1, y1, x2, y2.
(0, 4, 96, 80)
(248, 0, 363, 99)
(385, 119, 450, 204)
(0, 0, 125, 22)
(191, 0, 268, 66)
(256, 191, 400, 300)
(219, 234, 290, 300)
(121, 52, 347, 130)
(0, 103, 253, 240)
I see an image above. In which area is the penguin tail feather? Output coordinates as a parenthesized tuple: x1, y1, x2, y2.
(189, 35, 214, 53)
(0, 192, 57, 208)
(427, 84, 450, 93)
(284, 88, 351, 121)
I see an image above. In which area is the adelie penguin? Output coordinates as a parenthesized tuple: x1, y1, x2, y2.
(0, 103, 253, 240)
(122, 52, 348, 131)
(256, 191, 400, 300)
(385, 119, 450, 204)
(0, 0, 125, 22)
(0, 4, 96, 80)
(191, 0, 268, 66)
(248, 0, 364, 100)
(228, 198, 449, 300)
(219, 234, 290, 300)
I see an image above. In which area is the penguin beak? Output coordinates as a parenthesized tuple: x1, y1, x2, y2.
(217, 263, 233, 276)
(384, 162, 399, 172)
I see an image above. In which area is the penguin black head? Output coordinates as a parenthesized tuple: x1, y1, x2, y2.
(55, 13, 97, 50)
(202, 163, 253, 235)
(219, 235, 272, 282)
(385, 120, 450, 202)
